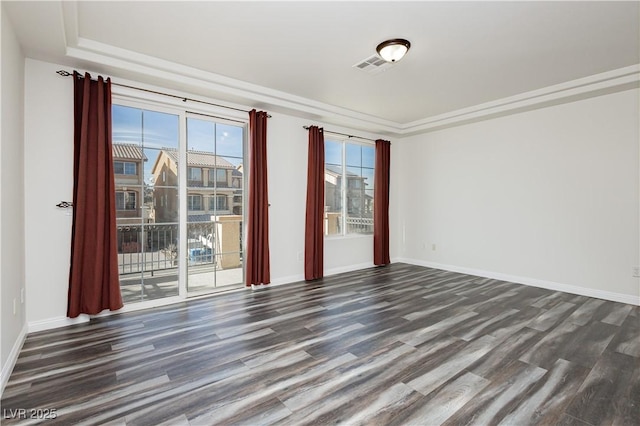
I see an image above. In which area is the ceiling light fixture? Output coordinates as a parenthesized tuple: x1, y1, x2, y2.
(376, 38, 411, 63)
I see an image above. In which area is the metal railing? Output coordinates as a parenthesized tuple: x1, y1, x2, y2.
(117, 221, 245, 276)
(117, 223, 179, 275)
(346, 216, 374, 234)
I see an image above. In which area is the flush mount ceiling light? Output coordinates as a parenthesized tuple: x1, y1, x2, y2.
(376, 38, 411, 62)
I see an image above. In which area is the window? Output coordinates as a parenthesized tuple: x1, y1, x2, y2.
(188, 194, 202, 211)
(188, 167, 202, 183)
(209, 195, 228, 211)
(207, 168, 228, 186)
(217, 169, 227, 184)
(114, 161, 137, 175)
(112, 101, 246, 304)
(116, 191, 137, 210)
(324, 140, 375, 235)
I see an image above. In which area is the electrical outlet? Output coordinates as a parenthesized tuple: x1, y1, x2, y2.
(21, 288, 25, 303)
(633, 267, 640, 278)
(13, 299, 17, 315)
(297, 252, 303, 262)
(432, 244, 436, 251)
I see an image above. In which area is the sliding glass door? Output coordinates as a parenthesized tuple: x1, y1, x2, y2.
(186, 116, 245, 295)
(112, 102, 245, 304)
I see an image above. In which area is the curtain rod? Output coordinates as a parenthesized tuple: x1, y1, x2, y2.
(56, 70, 271, 118)
(302, 126, 377, 143)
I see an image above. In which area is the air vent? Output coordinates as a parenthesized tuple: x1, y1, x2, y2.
(352, 54, 394, 75)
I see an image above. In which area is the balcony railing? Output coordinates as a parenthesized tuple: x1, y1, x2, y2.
(117, 223, 179, 275)
(346, 216, 374, 234)
(117, 219, 243, 276)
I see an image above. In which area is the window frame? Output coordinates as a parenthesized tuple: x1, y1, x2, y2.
(116, 190, 137, 211)
(324, 137, 375, 238)
(114, 161, 137, 175)
(111, 93, 249, 304)
(188, 194, 203, 211)
(187, 167, 202, 183)
(209, 194, 228, 211)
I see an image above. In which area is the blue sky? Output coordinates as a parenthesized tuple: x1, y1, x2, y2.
(113, 105, 374, 188)
(113, 105, 244, 184)
(326, 138, 375, 188)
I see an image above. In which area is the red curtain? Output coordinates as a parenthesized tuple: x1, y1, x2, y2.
(374, 139, 391, 266)
(246, 109, 271, 286)
(305, 126, 325, 280)
(68, 72, 123, 318)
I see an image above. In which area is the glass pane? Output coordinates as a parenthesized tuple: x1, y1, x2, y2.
(346, 166, 362, 189)
(112, 140, 144, 220)
(117, 223, 179, 303)
(214, 167, 230, 188)
(362, 167, 375, 191)
(187, 166, 204, 188)
(114, 105, 180, 304)
(214, 255, 243, 288)
(364, 189, 374, 217)
(187, 118, 215, 153)
(362, 145, 375, 168)
(114, 187, 141, 220)
(217, 219, 243, 254)
(186, 220, 215, 293)
(346, 185, 365, 215)
(345, 143, 362, 167)
(153, 187, 178, 223)
(144, 148, 173, 187)
(216, 123, 244, 158)
(143, 110, 179, 150)
(113, 105, 142, 145)
(229, 190, 244, 216)
(187, 191, 205, 213)
(325, 140, 342, 166)
(325, 170, 342, 236)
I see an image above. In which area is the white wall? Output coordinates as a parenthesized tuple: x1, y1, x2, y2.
(267, 113, 378, 283)
(24, 58, 637, 334)
(395, 89, 640, 303)
(23, 59, 379, 328)
(1, 6, 27, 391)
(23, 59, 75, 328)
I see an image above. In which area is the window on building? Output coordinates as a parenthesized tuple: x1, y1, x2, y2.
(324, 140, 375, 235)
(209, 195, 228, 211)
(114, 161, 137, 175)
(116, 191, 137, 210)
(188, 194, 202, 211)
(207, 168, 228, 186)
(188, 167, 202, 183)
(217, 169, 227, 184)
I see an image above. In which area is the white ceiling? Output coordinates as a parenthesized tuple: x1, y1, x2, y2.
(3, 1, 639, 135)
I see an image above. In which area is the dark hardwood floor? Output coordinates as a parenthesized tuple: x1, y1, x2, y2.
(2, 263, 638, 425)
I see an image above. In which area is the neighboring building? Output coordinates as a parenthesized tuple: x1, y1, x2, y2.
(324, 165, 372, 217)
(113, 143, 151, 225)
(151, 149, 242, 223)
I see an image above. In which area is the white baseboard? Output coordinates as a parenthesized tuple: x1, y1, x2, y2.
(28, 315, 90, 333)
(1, 322, 28, 397)
(325, 262, 375, 277)
(270, 273, 305, 287)
(269, 262, 374, 287)
(395, 257, 640, 306)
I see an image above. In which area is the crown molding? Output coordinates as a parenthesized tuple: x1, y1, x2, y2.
(59, 1, 639, 138)
(66, 37, 404, 135)
(400, 64, 640, 135)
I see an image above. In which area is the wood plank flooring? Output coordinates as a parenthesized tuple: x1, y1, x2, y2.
(2, 263, 639, 425)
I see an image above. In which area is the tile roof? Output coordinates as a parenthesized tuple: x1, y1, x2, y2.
(325, 164, 360, 177)
(163, 149, 235, 169)
(112, 143, 147, 161)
